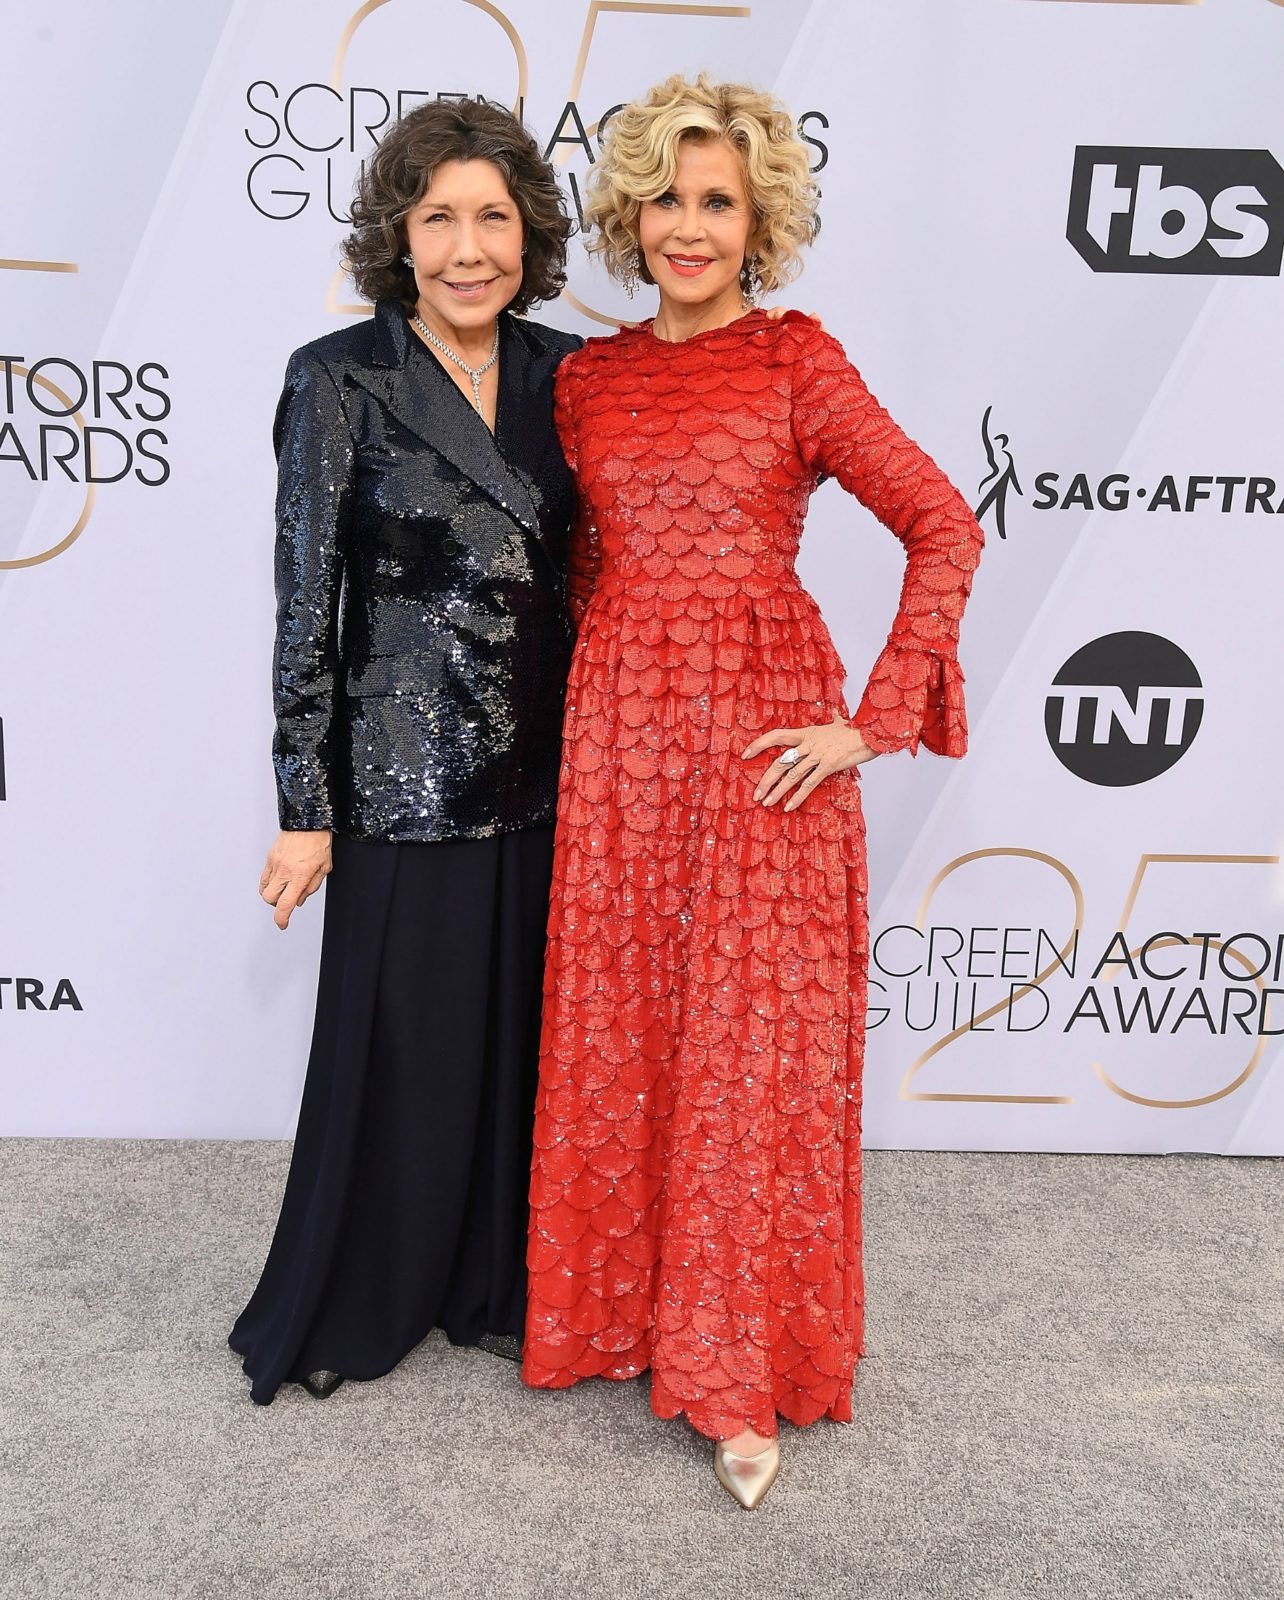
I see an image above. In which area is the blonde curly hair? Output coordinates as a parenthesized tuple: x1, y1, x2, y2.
(585, 73, 819, 296)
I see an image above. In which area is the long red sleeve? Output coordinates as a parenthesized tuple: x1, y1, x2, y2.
(790, 323, 983, 757)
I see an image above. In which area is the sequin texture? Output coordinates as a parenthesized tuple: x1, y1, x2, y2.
(522, 310, 983, 1439)
(272, 301, 580, 842)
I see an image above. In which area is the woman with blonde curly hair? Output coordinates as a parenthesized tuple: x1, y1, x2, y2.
(522, 74, 983, 1506)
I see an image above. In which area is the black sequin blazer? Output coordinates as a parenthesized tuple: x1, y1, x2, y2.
(271, 299, 582, 842)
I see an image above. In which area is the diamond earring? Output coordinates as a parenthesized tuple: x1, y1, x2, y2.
(743, 255, 764, 307)
(619, 248, 640, 299)
(402, 253, 414, 269)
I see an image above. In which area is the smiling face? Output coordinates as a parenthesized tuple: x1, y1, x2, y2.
(637, 137, 756, 320)
(403, 158, 525, 334)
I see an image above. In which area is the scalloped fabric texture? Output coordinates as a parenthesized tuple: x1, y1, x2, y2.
(522, 311, 982, 1440)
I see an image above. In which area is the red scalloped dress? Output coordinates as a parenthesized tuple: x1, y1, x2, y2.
(522, 309, 983, 1440)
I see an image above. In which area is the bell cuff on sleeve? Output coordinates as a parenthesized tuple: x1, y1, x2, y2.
(853, 642, 968, 759)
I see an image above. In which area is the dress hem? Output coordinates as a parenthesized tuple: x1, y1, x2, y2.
(521, 1351, 863, 1442)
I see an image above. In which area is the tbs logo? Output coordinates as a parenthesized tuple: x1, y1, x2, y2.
(1068, 147, 1284, 276)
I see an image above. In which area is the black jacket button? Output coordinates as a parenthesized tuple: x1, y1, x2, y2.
(441, 536, 460, 556)
(461, 705, 483, 726)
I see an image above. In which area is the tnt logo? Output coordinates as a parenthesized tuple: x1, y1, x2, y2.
(1067, 147, 1284, 275)
(1045, 632, 1203, 786)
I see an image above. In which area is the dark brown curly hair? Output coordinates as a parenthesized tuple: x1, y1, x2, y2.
(343, 98, 572, 314)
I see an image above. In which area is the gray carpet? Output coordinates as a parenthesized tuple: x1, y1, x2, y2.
(1, 1141, 1280, 1600)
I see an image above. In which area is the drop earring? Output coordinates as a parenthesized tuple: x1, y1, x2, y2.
(743, 255, 763, 307)
(620, 248, 640, 299)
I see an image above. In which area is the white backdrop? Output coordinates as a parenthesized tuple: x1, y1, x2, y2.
(2, 0, 1281, 1150)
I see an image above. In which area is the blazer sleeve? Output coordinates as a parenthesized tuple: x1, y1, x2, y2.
(553, 354, 601, 631)
(270, 350, 356, 830)
(790, 322, 983, 758)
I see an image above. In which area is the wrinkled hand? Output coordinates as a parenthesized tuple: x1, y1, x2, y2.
(259, 829, 333, 930)
(743, 714, 877, 811)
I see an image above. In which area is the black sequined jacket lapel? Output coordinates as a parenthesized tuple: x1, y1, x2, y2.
(363, 304, 552, 567)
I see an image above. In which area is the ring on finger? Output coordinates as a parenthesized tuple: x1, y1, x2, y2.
(778, 748, 802, 767)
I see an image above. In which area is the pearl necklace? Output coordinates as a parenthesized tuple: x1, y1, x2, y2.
(411, 312, 499, 413)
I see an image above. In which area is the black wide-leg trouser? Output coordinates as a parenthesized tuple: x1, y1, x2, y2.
(229, 826, 554, 1405)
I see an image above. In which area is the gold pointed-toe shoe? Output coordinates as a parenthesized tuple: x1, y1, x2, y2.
(713, 1438, 781, 1510)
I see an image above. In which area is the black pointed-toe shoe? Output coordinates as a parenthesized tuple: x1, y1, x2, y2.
(476, 1332, 523, 1363)
(300, 1370, 345, 1399)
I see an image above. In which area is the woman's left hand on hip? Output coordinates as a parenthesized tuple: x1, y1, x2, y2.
(744, 713, 878, 810)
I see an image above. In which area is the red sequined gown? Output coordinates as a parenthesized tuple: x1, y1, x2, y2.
(522, 309, 983, 1440)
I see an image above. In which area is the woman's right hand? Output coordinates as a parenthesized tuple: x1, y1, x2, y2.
(259, 830, 333, 930)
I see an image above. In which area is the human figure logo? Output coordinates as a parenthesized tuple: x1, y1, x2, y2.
(975, 407, 1023, 540)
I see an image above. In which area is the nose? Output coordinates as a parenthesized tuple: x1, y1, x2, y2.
(452, 218, 484, 264)
(672, 201, 706, 244)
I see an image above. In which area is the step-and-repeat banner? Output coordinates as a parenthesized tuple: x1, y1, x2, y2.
(3, 0, 1281, 1149)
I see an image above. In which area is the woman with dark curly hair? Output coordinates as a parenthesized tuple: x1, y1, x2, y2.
(228, 97, 582, 1405)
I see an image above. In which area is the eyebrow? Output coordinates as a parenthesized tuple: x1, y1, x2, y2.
(416, 198, 514, 211)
